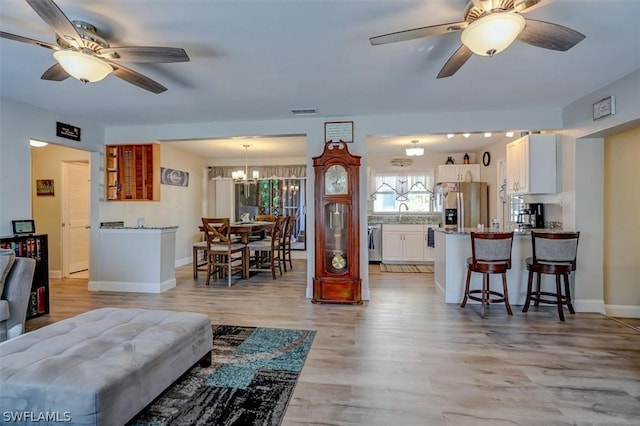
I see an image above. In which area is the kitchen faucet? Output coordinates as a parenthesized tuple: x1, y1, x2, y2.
(398, 203, 409, 213)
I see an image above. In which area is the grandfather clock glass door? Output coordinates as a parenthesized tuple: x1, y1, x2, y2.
(325, 202, 348, 274)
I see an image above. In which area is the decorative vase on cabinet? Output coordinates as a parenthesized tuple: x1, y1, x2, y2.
(312, 141, 362, 304)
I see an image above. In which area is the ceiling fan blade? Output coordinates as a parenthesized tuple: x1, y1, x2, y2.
(0, 31, 59, 50)
(437, 44, 473, 79)
(26, 0, 83, 48)
(370, 21, 468, 45)
(41, 63, 70, 81)
(108, 62, 167, 94)
(518, 19, 585, 51)
(98, 46, 190, 63)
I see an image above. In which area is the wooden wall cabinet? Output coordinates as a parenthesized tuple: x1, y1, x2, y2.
(506, 134, 556, 194)
(106, 144, 160, 201)
(0, 234, 49, 319)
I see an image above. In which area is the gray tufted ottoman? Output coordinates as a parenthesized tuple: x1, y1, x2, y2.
(0, 307, 213, 425)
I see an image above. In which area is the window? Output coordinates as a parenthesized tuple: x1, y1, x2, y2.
(235, 178, 307, 250)
(371, 172, 437, 213)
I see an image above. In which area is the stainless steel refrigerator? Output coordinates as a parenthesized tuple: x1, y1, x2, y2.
(437, 182, 489, 231)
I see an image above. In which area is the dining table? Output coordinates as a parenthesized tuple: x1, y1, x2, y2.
(194, 220, 275, 280)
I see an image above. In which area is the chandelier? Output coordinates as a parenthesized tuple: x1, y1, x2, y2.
(232, 144, 259, 181)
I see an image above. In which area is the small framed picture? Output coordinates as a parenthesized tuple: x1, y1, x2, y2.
(36, 179, 55, 196)
(325, 121, 354, 143)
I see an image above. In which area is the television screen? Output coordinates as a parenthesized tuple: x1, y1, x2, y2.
(12, 219, 35, 235)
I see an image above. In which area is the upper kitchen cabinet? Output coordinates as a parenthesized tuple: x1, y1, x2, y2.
(106, 144, 160, 201)
(506, 134, 556, 195)
(435, 164, 480, 184)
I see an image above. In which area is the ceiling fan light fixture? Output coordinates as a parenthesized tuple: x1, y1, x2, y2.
(461, 12, 525, 56)
(406, 140, 424, 157)
(53, 50, 112, 83)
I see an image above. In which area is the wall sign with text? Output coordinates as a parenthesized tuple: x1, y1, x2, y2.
(56, 122, 81, 141)
(325, 121, 354, 143)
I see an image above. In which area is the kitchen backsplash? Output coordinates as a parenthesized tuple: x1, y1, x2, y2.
(368, 214, 441, 225)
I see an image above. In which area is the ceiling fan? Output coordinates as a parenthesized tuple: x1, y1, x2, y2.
(0, 0, 190, 93)
(370, 0, 585, 79)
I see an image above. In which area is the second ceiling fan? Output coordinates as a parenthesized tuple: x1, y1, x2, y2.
(369, 0, 585, 79)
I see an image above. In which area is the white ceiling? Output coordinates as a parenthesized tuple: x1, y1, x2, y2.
(2, 0, 640, 159)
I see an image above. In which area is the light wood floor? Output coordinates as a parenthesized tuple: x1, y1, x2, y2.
(28, 262, 640, 425)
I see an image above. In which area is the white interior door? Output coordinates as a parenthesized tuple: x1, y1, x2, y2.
(62, 162, 90, 275)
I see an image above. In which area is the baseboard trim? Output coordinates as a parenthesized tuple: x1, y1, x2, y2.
(88, 278, 176, 293)
(574, 299, 605, 313)
(604, 304, 640, 318)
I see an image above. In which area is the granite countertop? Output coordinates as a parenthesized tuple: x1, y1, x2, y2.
(436, 227, 562, 235)
(367, 214, 441, 225)
(100, 226, 179, 230)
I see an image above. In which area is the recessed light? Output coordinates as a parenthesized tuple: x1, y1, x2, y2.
(463, 133, 470, 138)
(484, 132, 492, 137)
(506, 131, 514, 137)
(447, 134, 454, 139)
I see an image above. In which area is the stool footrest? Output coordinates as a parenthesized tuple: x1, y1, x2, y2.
(467, 289, 507, 304)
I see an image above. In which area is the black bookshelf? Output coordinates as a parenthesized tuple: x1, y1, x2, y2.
(0, 234, 49, 319)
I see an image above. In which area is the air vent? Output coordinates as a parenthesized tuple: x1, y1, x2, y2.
(290, 108, 318, 116)
(390, 158, 413, 168)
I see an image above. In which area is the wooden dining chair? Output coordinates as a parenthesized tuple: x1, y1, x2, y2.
(247, 215, 284, 279)
(248, 214, 276, 241)
(201, 217, 247, 287)
(522, 231, 580, 321)
(279, 215, 295, 272)
(461, 231, 515, 318)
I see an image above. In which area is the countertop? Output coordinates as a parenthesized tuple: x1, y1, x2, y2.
(435, 227, 564, 235)
(367, 214, 440, 225)
(99, 226, 179, 231)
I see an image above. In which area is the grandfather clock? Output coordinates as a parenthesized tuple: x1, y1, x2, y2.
(312, 141, 362, 304)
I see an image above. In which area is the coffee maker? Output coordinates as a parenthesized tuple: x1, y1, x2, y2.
(517, 203, 544, 229)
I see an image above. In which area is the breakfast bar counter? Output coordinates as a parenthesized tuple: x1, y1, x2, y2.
(90, 226, 178, 293)
(434, 228, 564, 305)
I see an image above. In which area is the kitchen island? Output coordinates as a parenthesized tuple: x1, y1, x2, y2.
(89, 226, 178, 293)
(434, 228, 566, 305)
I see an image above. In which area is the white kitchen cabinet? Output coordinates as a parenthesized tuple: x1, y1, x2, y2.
(382, 224, 428, 263)
(436, 164, 480, 183)
(506, 134, 556, 194)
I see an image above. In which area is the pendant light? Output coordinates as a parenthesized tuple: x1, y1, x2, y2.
(406, 140, 424, 157)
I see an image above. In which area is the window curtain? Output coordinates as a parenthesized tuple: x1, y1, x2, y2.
(209, 165, 306, 179)
(372, 172, 433, 195)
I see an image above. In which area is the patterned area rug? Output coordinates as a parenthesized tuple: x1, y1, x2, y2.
(129, 325, 316, 426)
(380, 264, 434, 273)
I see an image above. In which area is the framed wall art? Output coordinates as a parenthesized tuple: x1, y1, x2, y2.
(36, 179, 55, 196)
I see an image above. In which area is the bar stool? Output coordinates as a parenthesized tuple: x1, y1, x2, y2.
(461, 231, 515, 318)
(522, 231, 580, 321)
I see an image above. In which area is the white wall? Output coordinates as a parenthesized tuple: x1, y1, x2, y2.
(4, 67, 639, 305)
(0, 98, 104, 237)
(561, 68, 640, 313)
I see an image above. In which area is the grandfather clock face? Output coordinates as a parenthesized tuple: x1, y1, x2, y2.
(324, 165, 348, 195)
